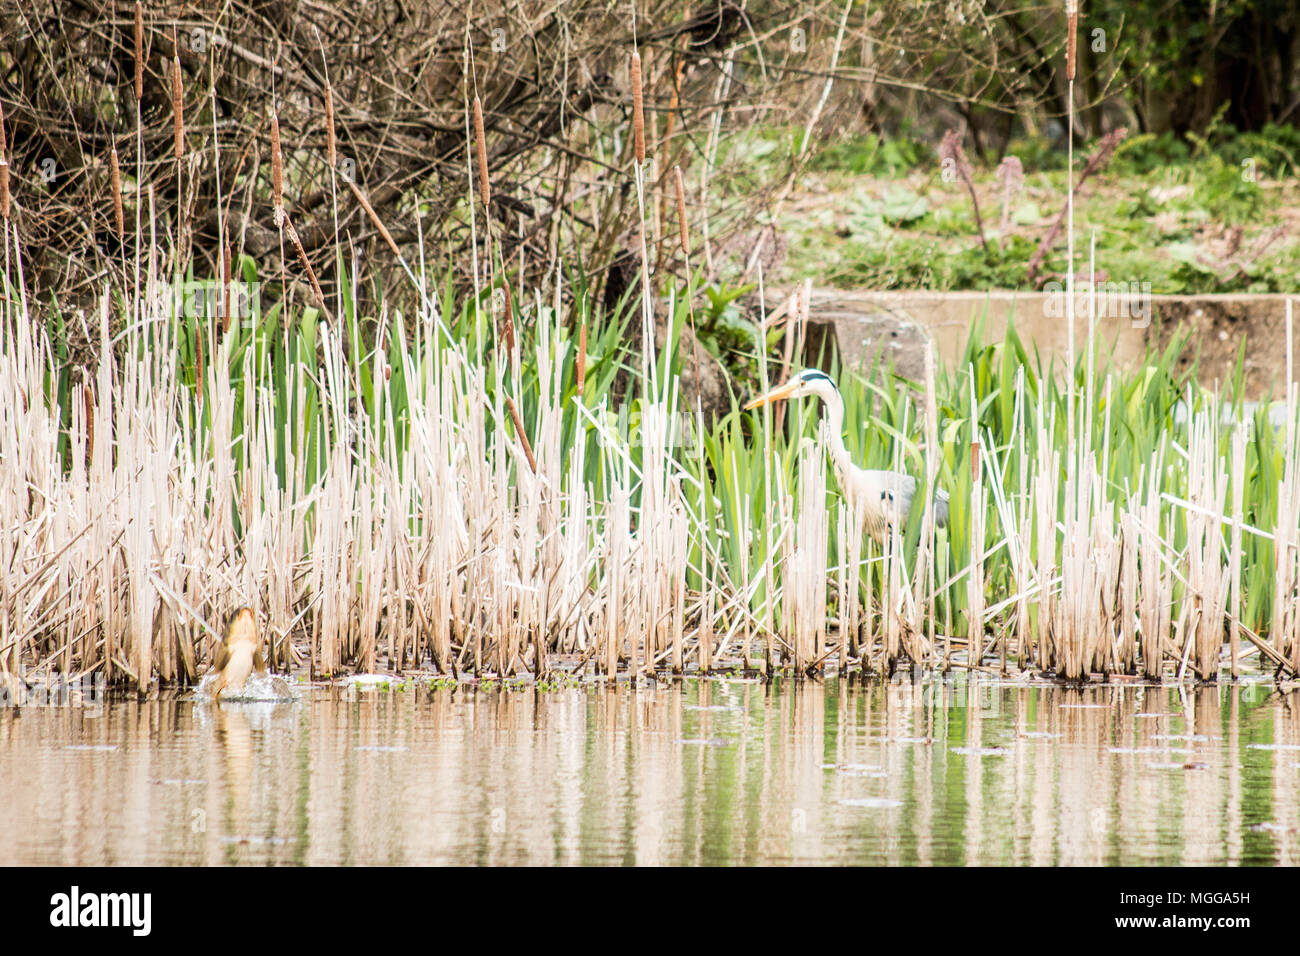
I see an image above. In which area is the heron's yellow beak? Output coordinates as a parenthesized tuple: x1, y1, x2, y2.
(743, 379, 800, 411)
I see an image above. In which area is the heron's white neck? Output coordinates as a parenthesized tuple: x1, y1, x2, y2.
(812, 382, 852, 479)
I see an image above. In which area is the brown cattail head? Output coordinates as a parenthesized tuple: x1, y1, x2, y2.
(505, 396, 537, 473)
(576, 321, 587, 396)
(971, 436, 981, 480)
(501, 277, 515, 353)
(270, 110, 284, 216)
(170, 40, 184, 161)
(133, 2, 144, 101)
(630, 51, 646, 166)
(109, 147, 124, 237)
(345, 178, 402, 259)
(282, 212, 327, 314)
(195, 322, 205, 410)
(0, 158, 9, 221)
(673, 165, 688, 255)
(221, 240, 233, 334)
(324, 81, 337, 171)
(1065, 1, 1079, 82)
(84, 383, 95, 461)
(473, 96, 490, 211)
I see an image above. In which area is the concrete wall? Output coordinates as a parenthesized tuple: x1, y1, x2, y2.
(791, 289, 1300, 400)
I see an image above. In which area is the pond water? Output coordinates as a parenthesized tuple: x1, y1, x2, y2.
(3, 676, 1298, 865)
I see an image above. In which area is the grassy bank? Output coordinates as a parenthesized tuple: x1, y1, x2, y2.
(739, 123, 1300, 293)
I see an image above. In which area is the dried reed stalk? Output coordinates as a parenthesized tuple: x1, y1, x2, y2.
(1229, 422, 1246, 677)
(0, 158, 9, 221)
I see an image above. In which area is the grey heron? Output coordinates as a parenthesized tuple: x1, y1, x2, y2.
(744, 369, 949, 544)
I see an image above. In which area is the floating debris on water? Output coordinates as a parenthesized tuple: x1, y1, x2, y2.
(63, 744, 117, 751)
(1019, 731, 1062, 739)
(1249, 822, 1298, 834)
(837, 764, 887, 777)
(355, 745, 409, 752)
(839, 798, 903, 808)
(1247, 743, 1300, 751)
(154, 778, 207, 785)
(677, 737, 731, 747)
(950, 746, 1008, 756)
(344, 674, 400, 691)
(683, 705, 743, 712)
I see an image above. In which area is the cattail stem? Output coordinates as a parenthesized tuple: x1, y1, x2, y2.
(0, 159, 9, 221)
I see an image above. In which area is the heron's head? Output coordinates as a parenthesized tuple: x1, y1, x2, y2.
(743, 369, 839, 411)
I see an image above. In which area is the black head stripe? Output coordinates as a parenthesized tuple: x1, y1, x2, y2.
(800, 370, 833, 384)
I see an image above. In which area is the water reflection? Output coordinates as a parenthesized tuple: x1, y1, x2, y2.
(1, 678, 1297, 865)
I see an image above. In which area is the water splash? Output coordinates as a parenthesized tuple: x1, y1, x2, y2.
(194, 671, 300, 702)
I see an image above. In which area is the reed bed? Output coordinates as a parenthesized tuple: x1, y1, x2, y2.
(4, 256, 1296, 690)
(1, 19, 1298, 693)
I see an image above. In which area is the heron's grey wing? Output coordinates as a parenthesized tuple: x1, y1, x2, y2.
(871, 470, 948, 527)
(933, 487, 950, 527)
